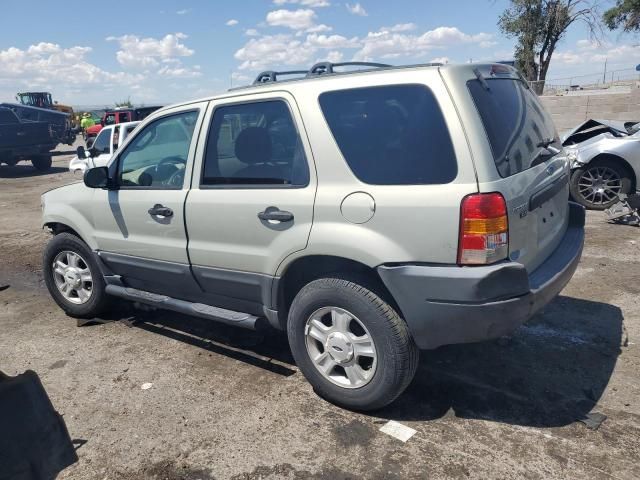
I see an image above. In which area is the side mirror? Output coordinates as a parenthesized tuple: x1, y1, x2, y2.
(76, 146, 87, 159)
(84, 166, 110, 189)
(100, 119, 105, 126)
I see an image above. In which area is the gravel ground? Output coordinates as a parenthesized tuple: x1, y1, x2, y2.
(1, 142, 639, 479)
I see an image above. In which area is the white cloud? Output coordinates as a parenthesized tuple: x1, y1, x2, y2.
(157, 64, 202, 78)
(325, 50, 344, 63)
(232, 71, 252, 82)
(306, 33, 359, 49)
(306, 24, 333, 33)
(353, 26, 493, 61)
(226, 19, 239, 26)
(266, 9, 317, 30)
(274, 0, 330, 6)
(346, 3, 368, 16)
(235, 34, 312, 70)
(383, 23, 416, 32)
(245, 28, 260, 36)
(430, 56, 449, 64)
(0, 42, 143, 99)
(108, 33, 194, 69)
(176, 9, 191, 15)
(234, 32, 360, 71)
(553, 42, 640, 66)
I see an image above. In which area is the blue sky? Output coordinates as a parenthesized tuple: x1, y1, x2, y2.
(0, 0, 637, 106)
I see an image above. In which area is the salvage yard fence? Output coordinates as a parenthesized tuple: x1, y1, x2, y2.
(529, 68, 639, 96)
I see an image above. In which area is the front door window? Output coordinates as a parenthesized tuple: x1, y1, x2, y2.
(116, 110, 199, 188)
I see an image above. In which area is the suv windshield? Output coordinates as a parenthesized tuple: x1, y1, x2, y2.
(468, 78, 558, 178)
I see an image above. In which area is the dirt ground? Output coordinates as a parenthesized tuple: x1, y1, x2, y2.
(1, 141, 639, 479)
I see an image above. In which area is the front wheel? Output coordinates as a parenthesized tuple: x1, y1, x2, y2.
(570, 159, 633, 210)
(31, 155, 52, 171)
(43, 233, 110, 318)
(287, 276, 418, 411)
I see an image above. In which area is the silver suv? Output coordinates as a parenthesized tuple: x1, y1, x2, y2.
(41, 62, 585, 410)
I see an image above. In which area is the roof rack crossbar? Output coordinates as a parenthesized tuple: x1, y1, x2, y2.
(253, 70, 308, 85)
(307, 61, 392, 77)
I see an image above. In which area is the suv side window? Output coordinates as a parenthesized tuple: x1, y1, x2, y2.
(116, 110, 198, 189)
(92, 128, 111, 155)
(201, 100, 309, 186)
(319, 84, 457, 185)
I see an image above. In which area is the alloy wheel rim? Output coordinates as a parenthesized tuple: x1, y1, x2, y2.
(578, 166, 622, 205)
(52, 251, 93, 305)
(304, 306, 377, 389)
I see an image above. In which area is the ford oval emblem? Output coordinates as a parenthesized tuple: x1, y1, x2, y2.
(546, 165, 555, 176)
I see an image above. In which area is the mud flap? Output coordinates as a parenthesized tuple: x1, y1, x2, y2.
(0, 370, 78, 480)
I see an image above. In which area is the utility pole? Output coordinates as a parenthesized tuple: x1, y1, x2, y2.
(602, 58, 608, 84)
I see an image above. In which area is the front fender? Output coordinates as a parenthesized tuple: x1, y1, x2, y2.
(42, 184, 97, 249)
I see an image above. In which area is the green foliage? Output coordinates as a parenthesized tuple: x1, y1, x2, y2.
(603, 0, 640, 32)
(498, 1, 599, 91)
(114, 97, 133, 108)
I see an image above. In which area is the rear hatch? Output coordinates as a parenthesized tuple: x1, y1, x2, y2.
(458, 65, 569, 272)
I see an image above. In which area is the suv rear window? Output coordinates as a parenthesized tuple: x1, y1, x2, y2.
(468, 78, 558, 178)
(319, 85, 457, 185)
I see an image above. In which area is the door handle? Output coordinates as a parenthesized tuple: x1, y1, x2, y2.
(258, 207, 294, 222)
(148, 204, 173, 217)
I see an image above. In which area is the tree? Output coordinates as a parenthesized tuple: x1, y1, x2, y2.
(603, 0, 640, 32)
(114, 97, 133, 108)
(498, 0, 600, 94)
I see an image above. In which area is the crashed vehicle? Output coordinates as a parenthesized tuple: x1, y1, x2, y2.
(69, 121, 139, 174)
(563, 119, 640, 210)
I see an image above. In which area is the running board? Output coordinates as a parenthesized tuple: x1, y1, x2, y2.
(105, 285, 259, 330)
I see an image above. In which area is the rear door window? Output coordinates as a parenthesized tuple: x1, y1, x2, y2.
(467, 78, 558, 177)
(201, 100, 309, 186)
(319, 84, 457, 185)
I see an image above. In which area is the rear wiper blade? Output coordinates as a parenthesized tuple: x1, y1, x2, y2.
(530, 145, 561, 168)
(536, 137, 555, 148)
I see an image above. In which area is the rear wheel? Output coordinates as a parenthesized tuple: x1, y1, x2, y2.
(31, 155, 52, 171)
(570, 159, 632, 210)
(287, 276, 418, 411)
(43, 233, 110, 318)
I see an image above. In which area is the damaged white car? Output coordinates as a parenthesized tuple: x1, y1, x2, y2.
(69, 121, 140, 174)
(563, 119, 640, 209)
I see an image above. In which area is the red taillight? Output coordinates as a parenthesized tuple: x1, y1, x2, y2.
(458, 193, 509, 265)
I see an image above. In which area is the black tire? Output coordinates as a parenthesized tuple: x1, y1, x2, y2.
(43, 233, 110, 318)
(570, 158, 633, 210)
(31, 155, 52, 171)
(287, 276, 419, 411)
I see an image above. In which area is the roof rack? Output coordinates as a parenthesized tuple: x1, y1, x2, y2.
(253, 70, 307, 85)
(238, 62, 448, 91)
(306, 61, 391, 76)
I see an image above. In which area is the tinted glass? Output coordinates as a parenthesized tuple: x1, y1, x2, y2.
(104, 114, 116, 125)
(319, 85, 457, 185)
(0, 109, 17, 123)
(92, 129, 111, 155)
(202, 100, 309, 186)
(467, 78, 558, 177)
(117, 110, 198, 188)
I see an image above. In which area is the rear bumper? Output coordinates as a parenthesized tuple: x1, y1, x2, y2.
(377, 202, 585, 350)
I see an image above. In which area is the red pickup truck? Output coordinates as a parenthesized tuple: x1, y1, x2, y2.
(85, 106, 161, 146)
